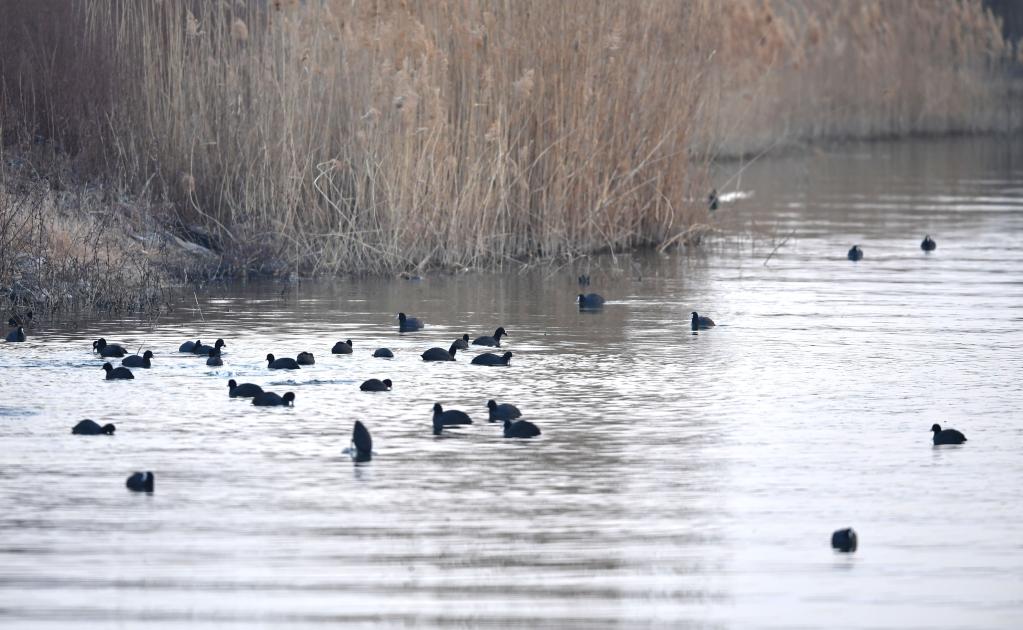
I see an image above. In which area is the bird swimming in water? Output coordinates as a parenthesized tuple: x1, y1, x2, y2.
(373, 348, 394, 358)
(921, 235, 936, 251)
(178, 339, 200, 353)
(193, 338, 226, 356)
(691, 311, 716, 331)
(472, 327, 507, 347)
(266, 353, 301, 369)
(331, 340, 353, 354)
(126, 471, 154, 492)
(252, 391, 296, 406)
(487, 400, 521, 422)
(847, 245, 863, 261)
(102, 362, 134, 380)
(831, 528, 857, 552)
(5, 326, 25, 342)
(122, 350, 153, 368)
(398, 312, 424, 332)
(471, 351, 513, 366)
(931, 423, 967, 445)
(578, 293, 606, 309)
(351, 421, 373, 462)
(432, 403, 473, 435)
(206, 348, 223, 366)
(296, 351, 315, 365)
(453, 334, 471, 350)
(228, 379, 263, 398)
(503, 419, 541, 439)
(360, 378, 392, 392)
(72, 419, 116, 435)
(93, 338, 128, 357)
(421, 342, 459, 362)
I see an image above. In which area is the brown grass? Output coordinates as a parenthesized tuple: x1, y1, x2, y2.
(1, 0, 716, 276)
(0, 0, 1018, 299)
(705, 0, 1020, 156)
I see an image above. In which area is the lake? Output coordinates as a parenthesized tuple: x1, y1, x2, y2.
(1, 136, 1021, 628)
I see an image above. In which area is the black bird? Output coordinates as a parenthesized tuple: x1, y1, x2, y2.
(398, 312, 424, 332)
(360, 378, 392, 392)
(126, 471, 154, 492)
(252, 391, 296, 406)
(102, 362, 134, 380)
(72, 419, 116, 435)
(331, 340, 353, 354)
(94, 338, 128, 357)
(921, 235, 936, 251)
(352, 420, 373, 461)
(432, 403, 473, 435)
(266, 353, 301, 369)
(691, 311, 716, 331)
(373, 347, 394, 358)
(708, 188, 719, 211)
(421, 342, 459, 362)
(503, 418, 541, 439)
(578, 274, 591, 286)
(847, 245, 863, 261)
(5, 326, 25, 342)
(206, 348, 223, 367)
(578, 293, 606, 309)
(453, 334, 471, 350)
(179, 339, 201, 353)
(193, 338, 226, 355)
(122, 350, 154, 368)
(471, 351, 513, 366)
(931, 423, 967, 445)
(487, 399, 521, 422)
(831, 528, 857, 552)
(472, 327, 507, 347)
(296, 351, 315, 365)
(228, 379, 263, 398)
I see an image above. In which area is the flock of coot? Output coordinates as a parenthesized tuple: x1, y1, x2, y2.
(4, 237, 970, 535)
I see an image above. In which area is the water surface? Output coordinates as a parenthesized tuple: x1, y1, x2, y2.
(1, 137, 1022, 628)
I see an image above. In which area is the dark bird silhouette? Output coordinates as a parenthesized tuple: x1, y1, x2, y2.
(206, 348, 223, 366)
(102, 362, 134, 380)
(360, 378, 392, 392)
(487, 399, 521, 422)
(578, 293, 606, 309)
(691, 311, 716, 331)
(471, 351, 513, 366)
(296, 351, 315, 365)
(847, 245, 863, 261)
(831, 528, 857, 552)
(126, 471, 154, 492)
(472, 327, 507, 347)
(179, 339, 200, 353)
(228, 379, 263, 398)
(931, 423, 967, 445)
(72, 419, 115, 435)
(504, 419, 541, 438)
(93, 338, 128, 357)
(266, 353, 301, 369)
(193, 338, 226, 355)
(432, 403, 473, 435)
(5, 326, 25, 342)
(252, 391, 296, 406)
(921, 235, 936, 251)
(122, 350, 153, 368)
(398, 312, 424, 332)
(331, 339, 353, 354)
(373, 347, 394, 358)
(453, 334, 471, 350)
(352, 420, 373, 462)
(421, 342, 459, 362)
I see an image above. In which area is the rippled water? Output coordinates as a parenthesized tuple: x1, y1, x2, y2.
(2, 137, 1022, 628)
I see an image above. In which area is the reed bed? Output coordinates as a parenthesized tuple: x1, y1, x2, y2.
(706, 0, 1021, 157)
(0, 0, 1018, 294)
